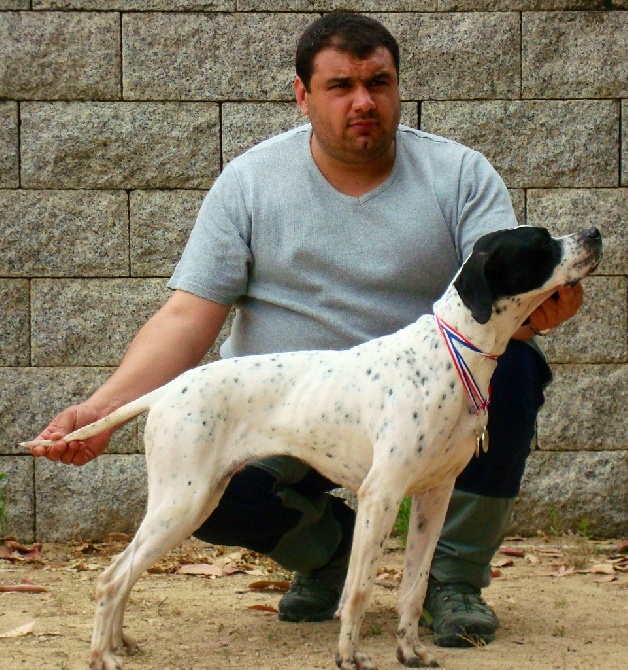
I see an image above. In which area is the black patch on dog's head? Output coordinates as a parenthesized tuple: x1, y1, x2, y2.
(455, 227, 562, 324)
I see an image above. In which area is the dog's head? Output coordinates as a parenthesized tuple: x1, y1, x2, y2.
(454, 226, 603, 325)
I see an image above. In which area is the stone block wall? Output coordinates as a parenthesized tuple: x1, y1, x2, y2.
(0, 2, 626, 542)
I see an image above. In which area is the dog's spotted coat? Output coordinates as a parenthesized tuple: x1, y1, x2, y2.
(22, 226, 602, 670)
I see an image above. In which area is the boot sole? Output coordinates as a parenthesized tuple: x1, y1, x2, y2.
(278, 608, 337, 623)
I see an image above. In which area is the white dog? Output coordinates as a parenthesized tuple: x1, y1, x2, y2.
(23, 226, 602, 670)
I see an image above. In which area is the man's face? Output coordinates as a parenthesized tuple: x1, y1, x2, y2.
(294, 46, 401, 166)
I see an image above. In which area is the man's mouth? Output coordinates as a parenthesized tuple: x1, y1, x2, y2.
(348, 118, 379, 132)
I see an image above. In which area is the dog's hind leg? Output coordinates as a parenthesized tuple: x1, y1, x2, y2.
(89, 464, 231, 670)
(395, 482, 453, 668)
(335, 469, 405, 670)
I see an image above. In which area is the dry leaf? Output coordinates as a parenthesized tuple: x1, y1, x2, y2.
(589, 563, 615, 575)
(615, 539, 628, 553)
(492, 557, 514, 568)
(593, 574, 617, 584)
(491, 569, 502, 578)
(0, 621, 35, 638)
(247, 604, 279, 613)
(0, 581, 48, 593)
(500, 547, 525, 558)
(248, 580, 291, 592)
(178, 563, 223, 577)
(536, 548, 564, 557)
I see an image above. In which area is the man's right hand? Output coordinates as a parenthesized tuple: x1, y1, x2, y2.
(28, 404, 113, 466)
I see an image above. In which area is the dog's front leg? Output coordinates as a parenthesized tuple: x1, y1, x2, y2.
(335, 473, 405, 670)
(395, 483, 454, 668)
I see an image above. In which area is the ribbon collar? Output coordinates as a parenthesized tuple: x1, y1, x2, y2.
(434, 315, 498, 415)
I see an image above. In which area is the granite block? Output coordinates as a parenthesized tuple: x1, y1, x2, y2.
(237, 2, 612, 8)
(0, 11, 120, 100)
(123, 13, 313, 101)
(35, 455, 147, 541)
(0, 190, 129, 277)
(379, 12, 520, 100)
(527, 189, 627, 276)
(31, 278, 170, 366)
(0, 456, 35, 543)
(0, 101, 18, 188)
(511, 450, 628, 539)
(0, 367, 139, 456)
(21, 102, 220, 189)
(0, 280, 29, 366)
(35, 1, 232, 7)
(222, 103, 306, 165)
(0, 1, 30, 8)
(510, 189, 525, 225)
(130, 190, 206, 277)
(623, 101, 627, 187)
(222, 102, 417, 165)
(539, 276, 627, 364)
(422, 100, 619, 188)
(538, 364, 627, 451)
(523, 12, 628, 98)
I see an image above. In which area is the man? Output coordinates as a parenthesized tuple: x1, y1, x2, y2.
(30, 13, 582, 648)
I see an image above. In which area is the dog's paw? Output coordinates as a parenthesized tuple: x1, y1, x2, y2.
(89, 650, 125, 670)
(396, 643, 439, 668)
(335, 650, 377, 670)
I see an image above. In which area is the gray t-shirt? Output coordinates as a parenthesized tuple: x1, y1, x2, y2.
(168, 124, 517, 357)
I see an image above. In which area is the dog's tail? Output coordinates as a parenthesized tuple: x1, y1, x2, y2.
(19, 387, 166, 449)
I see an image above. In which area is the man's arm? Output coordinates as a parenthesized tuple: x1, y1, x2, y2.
(28, 290, 231, 466)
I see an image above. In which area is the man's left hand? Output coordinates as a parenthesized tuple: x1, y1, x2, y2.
(514, 283, 584, 339)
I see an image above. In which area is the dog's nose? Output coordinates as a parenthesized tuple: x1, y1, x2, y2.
(586, 227, 601, 240)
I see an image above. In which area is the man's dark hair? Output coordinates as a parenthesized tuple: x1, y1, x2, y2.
(296, 12, 400, 91)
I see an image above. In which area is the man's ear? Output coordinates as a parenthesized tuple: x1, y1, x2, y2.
(453, 251, 494, 325)
(294, 76, 309, 116)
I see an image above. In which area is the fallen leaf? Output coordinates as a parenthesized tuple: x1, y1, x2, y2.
(247, 604, 279, 613)
(615, 539, 628, 553)
(74, 562, 100, 572)
(0, 621, 35, 638)
(500, 547, 525, 558)
(178, 563, 223, 577)
(492, 557, 514, 568)
(589, 563, 615, 575)
(105, 532, 131, 543)
(0, 581, 48, 593)
(491, 569, 502, 578)
(593, 574, 617, 584)
(248, 580, 291, 592)
(539, 566, 575, 578)
(5, 541, 41, 554)
(536, 548, 564, 557)
(243, 568, 265, 576)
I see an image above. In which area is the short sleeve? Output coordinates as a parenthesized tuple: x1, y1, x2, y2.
(168, 165, 253, 304)
(455, 150, 518, 263)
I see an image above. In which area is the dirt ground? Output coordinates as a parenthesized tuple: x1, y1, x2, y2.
(0, 535, 626, 670)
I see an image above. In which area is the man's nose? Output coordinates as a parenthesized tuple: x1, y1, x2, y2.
(352, 85, 376, 112)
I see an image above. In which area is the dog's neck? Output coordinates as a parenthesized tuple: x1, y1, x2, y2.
(433, 285, 554, 357)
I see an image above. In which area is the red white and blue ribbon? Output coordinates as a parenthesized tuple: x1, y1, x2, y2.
(435, 315, 498, 415)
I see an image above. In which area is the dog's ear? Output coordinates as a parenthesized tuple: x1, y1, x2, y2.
(454, 250, 494, 325)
